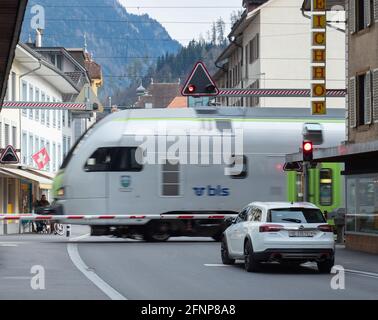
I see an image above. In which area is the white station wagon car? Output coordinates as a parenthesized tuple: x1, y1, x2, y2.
(221, 202, 335, 273)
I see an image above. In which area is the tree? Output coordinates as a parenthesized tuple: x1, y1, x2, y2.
(216, 17, 226, 45)
(230, 10, 243, 26)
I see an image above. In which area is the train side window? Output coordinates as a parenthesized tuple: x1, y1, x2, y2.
(227, 155, 248, 179)
(161, 160, 180, 196)
(84, 147, 143, 172)
(319, 168, 333, 206)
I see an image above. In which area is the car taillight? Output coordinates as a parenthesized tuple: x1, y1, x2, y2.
(259, 224, 284, 232)
(317, 224, 333, 232)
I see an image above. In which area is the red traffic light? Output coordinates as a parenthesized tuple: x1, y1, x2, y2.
(188, 84, 196, 93)
(302, 141, 313, 162)
(303, 141, 313, 152)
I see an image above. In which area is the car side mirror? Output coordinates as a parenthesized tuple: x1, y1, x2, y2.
(225, 217, 236, 226)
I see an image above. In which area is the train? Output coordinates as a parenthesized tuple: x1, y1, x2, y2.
(50, 107, 345, 241)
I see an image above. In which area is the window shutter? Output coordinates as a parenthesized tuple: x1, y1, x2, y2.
(375, 0, 378, 22)
(349, 0, 356, 33)
(373, 69, 378, 122)
(349, 77, 357, 128)
(364, 71, 372, 124)
(365, 0, 372, 27)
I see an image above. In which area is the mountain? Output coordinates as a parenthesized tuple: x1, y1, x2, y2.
(21, 0, 181, 97)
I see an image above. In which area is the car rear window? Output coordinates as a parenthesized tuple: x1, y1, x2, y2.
(268, 208, 325, 224)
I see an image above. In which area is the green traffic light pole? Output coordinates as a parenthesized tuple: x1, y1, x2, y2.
(303, 161, 310, 203)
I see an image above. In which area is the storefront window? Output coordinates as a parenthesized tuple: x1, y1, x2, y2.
(319, 169, 333, 206)
(346, 174, 378, 235)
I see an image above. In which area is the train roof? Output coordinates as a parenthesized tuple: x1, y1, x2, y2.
(105, 107, 345, 122)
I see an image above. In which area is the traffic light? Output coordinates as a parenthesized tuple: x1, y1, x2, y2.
(302, 140, 313, 162)
(181, 61, 219, 96)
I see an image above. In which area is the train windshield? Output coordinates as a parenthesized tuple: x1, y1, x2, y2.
(60, 125, 96, 170)
(268, 208, 326, 224)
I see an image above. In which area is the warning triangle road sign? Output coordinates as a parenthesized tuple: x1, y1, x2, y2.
(0, 145, 20, 164)
(181, 61, 219, 97)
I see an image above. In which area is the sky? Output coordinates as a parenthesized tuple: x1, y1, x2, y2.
(119, 0, 243, 45)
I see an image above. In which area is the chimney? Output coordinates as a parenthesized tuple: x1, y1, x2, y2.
(35, 28, 43, 47)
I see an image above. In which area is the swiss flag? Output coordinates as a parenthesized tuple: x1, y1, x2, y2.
(32, 147, 50, 170)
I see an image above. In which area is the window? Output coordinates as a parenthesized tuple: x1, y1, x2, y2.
(249, 34, 259, 64)
(58, 144, 62, 167)
(268, 208, 326, 224)
(63, 135, 67, 157)
(356, 73, 371, 126)
(249, 80, 259, 107)
(67, 136, 71, 151)
(84, 147, 143, 172)
(346, 174, 378, 235)
(319, 169, 333, 206)
(46, 141, 50, 171)
(62, 110, 66, 127)
(11, 126, 17, 148)
(46, 96, 50, 127)
(68, 111, 71, 128)
(57, 110, 61, 129)
(34, 136, 39, 167)
(35, 88, 40, 121)
(29, 134, 34, 166)
(22, 132, 27, 164)
(11, 72, 16, 101)
(161, 161, 180, 196)
(236, 207, 249, 223)
(227, 155, 248, 179)
(21, 81, 27, 116)
(354, 0, 373, 32)
(4, 124, 10, 146)
(52, 143, 56, 171)
(29, 84, 34, 119)
(245, 44, 249, 78)
(41, 92, 46, 124)
(248, 207, 262, 222)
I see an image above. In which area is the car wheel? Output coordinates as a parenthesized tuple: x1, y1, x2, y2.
(144, 222, 170, 242)
(244, 240, 260, 272)
(221, 236, 235, 265)
(317, 257, 335, 274)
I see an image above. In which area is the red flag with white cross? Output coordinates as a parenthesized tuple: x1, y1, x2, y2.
(32, 147, 50, 170)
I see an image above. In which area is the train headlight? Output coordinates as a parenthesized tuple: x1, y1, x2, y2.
(57, 187, 65, 197)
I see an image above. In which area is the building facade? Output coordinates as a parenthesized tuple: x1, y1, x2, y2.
(0, 41, 102, 234)
(213, 0, 346, 108)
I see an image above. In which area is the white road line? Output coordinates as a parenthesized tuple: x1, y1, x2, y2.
(204, 264, 233, 267)
(0, 244, 18, 247)
(2, 276, 31, 280)
(67, 234, 127, 300)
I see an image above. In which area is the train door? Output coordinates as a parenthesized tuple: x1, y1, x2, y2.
(106, 146, 144, 214)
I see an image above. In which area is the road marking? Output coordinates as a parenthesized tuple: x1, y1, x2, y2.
(67, 234, 127, 300)
(0, 244, 18, 247)
(333, 266, 378, 280)
(70, 233, 90, 241)
(204, 264, 233, 267)
(2, 276, 31, 280)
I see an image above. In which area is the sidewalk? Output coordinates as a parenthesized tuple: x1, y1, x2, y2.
(335, 244, 378, 274)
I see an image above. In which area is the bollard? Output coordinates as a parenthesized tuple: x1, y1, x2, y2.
(66, 225, 71, 237)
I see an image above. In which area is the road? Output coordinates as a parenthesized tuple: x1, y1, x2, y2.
(0, 226, 377, 300)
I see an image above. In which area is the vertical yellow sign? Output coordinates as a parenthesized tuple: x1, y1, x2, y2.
(311, 0, 326, 115)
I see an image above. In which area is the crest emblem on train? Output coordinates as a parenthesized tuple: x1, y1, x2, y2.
(120, 176, 131, 188)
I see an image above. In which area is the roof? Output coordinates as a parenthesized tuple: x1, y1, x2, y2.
(0, 0, 28, 110)
(167, 96, 188, 108)
(17, 43, 80, 94)
(135, 82, 181, 108)
(249, 201, 318, 210)
(84, 53, 102, 81)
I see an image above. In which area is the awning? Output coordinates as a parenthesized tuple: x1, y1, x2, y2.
(0, 167, 53, 189)
(25, 168, 56, 180)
